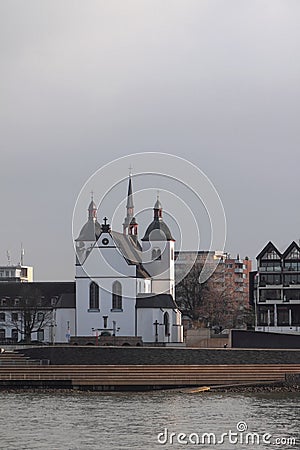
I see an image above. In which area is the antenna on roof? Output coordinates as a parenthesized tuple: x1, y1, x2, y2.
(6, 250, 11, 266)
(20, 243, 25, 266)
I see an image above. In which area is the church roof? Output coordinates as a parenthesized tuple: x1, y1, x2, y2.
(136, 264, 151, 279)
(142, 220, 174, 241)
(76, 220, 101, 241)
(0, 282, 75, 308)
(136, 293, 178, 309)
(142, 197, 174, 241)
(111, 231, 142, 264)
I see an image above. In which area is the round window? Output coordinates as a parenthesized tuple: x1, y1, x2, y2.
(102, 238, 109, 245)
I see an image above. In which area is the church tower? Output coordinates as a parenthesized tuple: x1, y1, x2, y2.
(123, 171, 138, 239)
(141, 195, 175, 297)
(75, 193, 101, 265)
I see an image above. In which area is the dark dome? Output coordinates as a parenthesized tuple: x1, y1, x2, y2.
(76, 220, 101, 241)
(142, 219, 174, 241)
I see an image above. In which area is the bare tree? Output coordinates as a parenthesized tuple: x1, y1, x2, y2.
(201, 279, 240, 329)
(9, 285, 55, 344)
(176, 262, 252, 330)
(176, 263, 210, 323)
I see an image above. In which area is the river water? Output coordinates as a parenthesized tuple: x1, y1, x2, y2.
(0, 390, 299, 449)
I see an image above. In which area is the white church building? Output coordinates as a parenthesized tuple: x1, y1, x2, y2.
(74, 174, 183, 344)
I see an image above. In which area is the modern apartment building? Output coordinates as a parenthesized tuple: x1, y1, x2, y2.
(254, 241, 300, 333)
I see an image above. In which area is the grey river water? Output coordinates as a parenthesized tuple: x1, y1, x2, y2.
(0, 390, 299, 450)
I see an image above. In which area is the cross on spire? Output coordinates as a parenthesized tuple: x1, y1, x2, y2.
(103, 217, 108, 225)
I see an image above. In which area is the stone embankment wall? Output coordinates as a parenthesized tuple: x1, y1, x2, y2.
(19, 347, 300, 366)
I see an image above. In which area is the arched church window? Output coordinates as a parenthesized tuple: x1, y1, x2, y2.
(152, 248, 161, 261)
(163, 312, 170, 337)
(112, 281, 122, 310)
(89, 282, 99, 310)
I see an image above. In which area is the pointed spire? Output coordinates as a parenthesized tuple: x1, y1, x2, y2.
(126, 174, 134, 209)
(123, 169, 138, 236)
(88, 191, 97, 220)
(154, 192, 163, 219)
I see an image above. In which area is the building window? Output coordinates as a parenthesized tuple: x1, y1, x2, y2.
(277, 306, 289, 326)
(1, 299, 6, 306)
(171, 248, 174, 260)
(292, 305, 300, 325)
(260, 289, 281, 302)
(163, 312, 170, 337)
(14, 298, 19, 306)
(284, 261, 300, 271)
(37, 330, 44, 342)
(259, 261, 281, 272)
(11, 329, 18, 342)
(112, 281, 122, 310)
(0, 329, 5, 340)
(152, 248, 161, 261)
(258, 306, 274, 326)
(284, 274, 300, 285)
(11, 313, 18, 322)
(0, 313, 5, 322)
(37, 312, 44, 322)
(89, 282, 99, 310)
(21, 268, 28, 278)
(284, 289, 300, 301)
(260, 274, 282, 286)
(51, 297, 58, 307)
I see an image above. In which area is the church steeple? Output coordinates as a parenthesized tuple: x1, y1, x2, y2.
(153, 192, 163, 220)
(75, 192, 101, 242)
(123, 169, 138, 237)
(88, 192, 97, 221)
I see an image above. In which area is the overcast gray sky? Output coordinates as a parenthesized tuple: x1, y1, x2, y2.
(1, 0, 300, 280)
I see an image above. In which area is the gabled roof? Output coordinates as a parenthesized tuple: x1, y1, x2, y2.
(136, 293, 178, 309)
(282, 241, 300, 260)
(111, 231, 142, 265)
(256, 241, 281, 260)
(136, 265, 151, 279)
(0, 282, 75, 308)
(109, 231, 150, 278)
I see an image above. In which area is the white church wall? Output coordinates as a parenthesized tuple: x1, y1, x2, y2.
(82, 245, 136, 279)
(137, 308, 182, 343)
(76, 277, 136, 337)
(142, 241, 175, 296)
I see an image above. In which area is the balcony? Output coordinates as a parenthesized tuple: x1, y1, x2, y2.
(234, 268, 243, 273)
(235, 278, 244, 283)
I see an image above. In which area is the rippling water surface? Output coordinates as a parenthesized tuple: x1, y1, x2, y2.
(0, 390, 299, 449)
